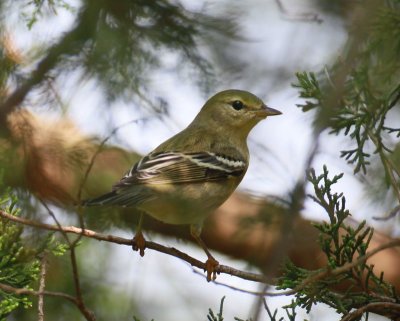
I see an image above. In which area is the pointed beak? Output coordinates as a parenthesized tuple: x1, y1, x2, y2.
(256, 104, 282, 118)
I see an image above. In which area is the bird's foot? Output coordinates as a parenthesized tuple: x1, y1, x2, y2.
(204, 256, 219, 282)
(132, 231, 146, 257)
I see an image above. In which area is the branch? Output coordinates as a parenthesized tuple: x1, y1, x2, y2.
(1, 211, 400, 321)
(37, 254, 47, 321)
(0, 282, 96, 321)
(277, 237, 400, 296)
(340, 302, 400, 321)
(0, 4, 98, 126)
(39, 201, 94, 321)
(0, 209, 268, 284)
(2, 208, 399, 292)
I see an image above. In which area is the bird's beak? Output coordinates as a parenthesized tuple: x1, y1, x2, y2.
(256, 104, 282, 118)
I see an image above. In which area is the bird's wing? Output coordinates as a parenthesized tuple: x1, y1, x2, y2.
(113, 151, 247, 189)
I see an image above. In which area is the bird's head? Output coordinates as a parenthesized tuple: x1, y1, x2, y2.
(194, 89, 282, 138)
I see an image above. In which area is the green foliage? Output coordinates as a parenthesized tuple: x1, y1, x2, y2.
(277, 166, 399, 319)
(269, 3, 400, 319)
(0, 189, 40, 320)
(293, 1, 400, 175)
(258, 299, 297, 321)
(23, 0, 76, 29)
(207, 296, 225, 321)
(293, 71, 322, 113)
(294, 70, 400, 174)
(11, 0, 238, 106)
(0, 183, 68, 320)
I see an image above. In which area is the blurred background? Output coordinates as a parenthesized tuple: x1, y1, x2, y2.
(1, 0, 399, 320)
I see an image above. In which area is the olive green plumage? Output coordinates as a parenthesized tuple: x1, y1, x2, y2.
(84, 89, 281, 228)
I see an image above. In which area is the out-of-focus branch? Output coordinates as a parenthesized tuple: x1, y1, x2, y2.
(0, 4, 99, 127)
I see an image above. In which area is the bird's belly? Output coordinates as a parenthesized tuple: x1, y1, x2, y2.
(137, 181, 237, 225)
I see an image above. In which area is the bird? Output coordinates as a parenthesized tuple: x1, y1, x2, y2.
(82, 89, 282, 281)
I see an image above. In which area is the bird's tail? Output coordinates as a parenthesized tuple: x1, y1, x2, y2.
(81, 191, 120, 207)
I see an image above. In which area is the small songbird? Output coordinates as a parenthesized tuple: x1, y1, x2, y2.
(83, 89, 281, 281)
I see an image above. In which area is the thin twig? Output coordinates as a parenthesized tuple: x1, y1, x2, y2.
(0, 282, 76, 303)
(263, 298, 277, 319)
(0, 282, 96, 321)
(38, 202, 95, 321)
(77, 117, 149, 204)
(192, 269, 280, 296)
(341, 302, 400, 321)
(276, 237, 400, 297)
(38, 254, 47, 321)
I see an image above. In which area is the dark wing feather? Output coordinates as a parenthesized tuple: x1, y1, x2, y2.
(113, 151, 247, 189)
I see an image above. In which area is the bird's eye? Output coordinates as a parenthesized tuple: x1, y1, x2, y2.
(231, 100, 244, 110)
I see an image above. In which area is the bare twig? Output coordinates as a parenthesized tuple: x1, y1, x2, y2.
(373, 204, 400, 221)
(38, 254, 47, 321)
(77, 117, 148, 204)
(0, 282, 76, 303)
(0, 282, 95, 321)
(192, 269, 279, 296)
(38, 202, 94, 321)
(0, 209, 267, 283)
(340, 302, 400, 321)
(2, 209, 399, 291)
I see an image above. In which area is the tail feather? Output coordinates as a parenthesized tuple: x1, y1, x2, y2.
(81, 191, 120, 207)
(81, 189, 153, 207)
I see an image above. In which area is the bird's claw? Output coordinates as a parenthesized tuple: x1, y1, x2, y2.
(205, 257, 219, 282)
(132, 232, 146, 257)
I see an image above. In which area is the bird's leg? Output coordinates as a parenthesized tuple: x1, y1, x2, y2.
(133, 213, 146, 257)
(190, 224, 219, 282)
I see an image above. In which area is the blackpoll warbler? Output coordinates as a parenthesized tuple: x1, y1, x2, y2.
(83, 89, 281, 281)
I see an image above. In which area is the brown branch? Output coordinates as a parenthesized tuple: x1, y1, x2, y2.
(0, 209, 268, 283)
(2, 208, 400, 291)
(39, 201, 94, 321)
(38, 254, 47, 321)
(275, 237, 400, 297)
(0, 282, 96, 321)
(192, 269, 281, 297)
(0, 4, 99, 126)
(77, 118, 147, 204)
(341, 302, 400, 321)
(0, 282, 76, 303)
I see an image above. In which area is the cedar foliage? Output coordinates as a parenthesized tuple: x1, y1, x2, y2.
(0, 0, 399, 320)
